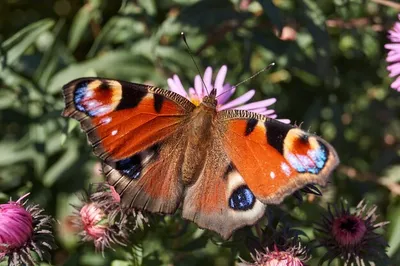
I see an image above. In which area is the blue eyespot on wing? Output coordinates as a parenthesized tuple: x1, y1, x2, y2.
(229, 185, 255, 211)
(115, 155, 142, 179)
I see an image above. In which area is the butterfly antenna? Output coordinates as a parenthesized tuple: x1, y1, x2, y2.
(181, 32, 209, 95)
(216, 62, 276, 99)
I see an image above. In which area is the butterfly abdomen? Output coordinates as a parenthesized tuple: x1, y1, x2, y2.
(181, 106, 216, 185)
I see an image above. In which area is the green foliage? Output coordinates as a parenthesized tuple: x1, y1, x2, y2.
(0, 0, 399, 265)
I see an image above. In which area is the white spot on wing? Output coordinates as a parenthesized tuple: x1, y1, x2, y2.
(281, 162, 291, 176)
(270, 171, 275, 179)
(101, 117, 112, 124)
(111, 130, 118, 136)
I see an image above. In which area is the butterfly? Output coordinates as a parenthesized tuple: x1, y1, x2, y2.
(62, 77, 339, 239)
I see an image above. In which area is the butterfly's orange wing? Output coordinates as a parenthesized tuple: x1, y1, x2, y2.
(218, 110, 339, 205)
(62, 78, 195, 213)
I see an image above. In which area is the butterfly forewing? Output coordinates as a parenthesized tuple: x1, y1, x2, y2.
(62, 78, 195, 162)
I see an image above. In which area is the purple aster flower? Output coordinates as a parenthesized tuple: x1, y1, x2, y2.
(71, 184, 147, 252)
(314, 200, 389, 265)
(385, 15, 400, 91)
(0, 194, 55, 266)
(167, 65, 290, 123)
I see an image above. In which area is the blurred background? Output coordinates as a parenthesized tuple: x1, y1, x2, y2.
(0, 0, 399, 265)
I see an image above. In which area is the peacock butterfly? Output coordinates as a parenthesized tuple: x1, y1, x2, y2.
(62, 76, 339, 239)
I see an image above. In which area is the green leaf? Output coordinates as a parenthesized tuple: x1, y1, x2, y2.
(68, 4, 100, 51)
(48, 51, 154, 94)
(388, 202, 400, 257)
(42, 140, 79, 187)
(138, 0, 157, 16)
(111, 260, 132, 266)
(1, 18, 54, 65)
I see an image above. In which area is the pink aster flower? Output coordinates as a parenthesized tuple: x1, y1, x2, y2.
(385, 15, 400, 91)
(240, 243, 308, 266)
(0, 194, 55, 266)
(167, 65, 290, 123)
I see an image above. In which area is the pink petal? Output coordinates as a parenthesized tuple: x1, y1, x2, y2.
(277, 119, 291, 124)
(194, 75, 203, 97)
(391, 76, 400, 90)
(384, 43, 400, 50)
(188, 88, 197, 97)
(219, 90, 255, 110)
(217, 84, 235, 105)
(262, 109, 276, 115)
(387, 63, 400, 77)
(203, 67, 213, 93)
(235, 98, 277, 110)
(168, 75, 188, 98)
(250, 107, 267, 113)
(215, 65, 227, 90)
(386, 52, 400, 62)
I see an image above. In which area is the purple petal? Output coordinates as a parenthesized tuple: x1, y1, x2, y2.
(168, 75, 188, 98)
(384, 43, 400, 50)
(194, 75, 203, 97)
(188, 88, 197, 98)
(217, 84, 235, 105)
(219, 90, 255, 110)
(235, 98, 277, 110)
(203, 67, 213, 93)
(215, 65, 227, 91)
(277, 119, 291, 124)
(391, 76, 400, 90)
(250, 107, 267, 113)
(386, 52, 400, 62)
(387, 63, 400, 77)
(261, 109, 276, 115)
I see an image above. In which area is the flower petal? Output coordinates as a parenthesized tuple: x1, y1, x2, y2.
(219, 90, 255, 110)
(384, 43, 400, 50)
(203, 66, 213, 93)
(387, 63, 400, 77)
(217, 84, 235, 105)
(235, 98, 277, 110)
(277, 119, 291, 124)
(386, 52, 400, 62)
(391, 76, 400, 91)
(194, 75, 203, 97)
(168, 75, 188, 98)
(215, 65, 227, 91)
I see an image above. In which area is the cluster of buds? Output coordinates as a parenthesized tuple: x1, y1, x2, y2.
(70, 184, 148, 252)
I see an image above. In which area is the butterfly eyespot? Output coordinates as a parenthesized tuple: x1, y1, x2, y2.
(115, 155, 142, 179)
(286, 140, 328, 175)
(229, 185, 255, 211)
(73, 80, 122, 117)
(74, 82, 89, 113)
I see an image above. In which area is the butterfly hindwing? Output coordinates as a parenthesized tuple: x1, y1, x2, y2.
(62, 78, 195, 162)
(182, 136, 266, 239)
(104, 131, 187, 214)
(218, 110, 339, 204)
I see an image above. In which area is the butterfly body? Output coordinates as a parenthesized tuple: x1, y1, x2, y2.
(62, 78, 339, 239)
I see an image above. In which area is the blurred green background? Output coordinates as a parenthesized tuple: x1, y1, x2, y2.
(0, 0, 399, 265)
